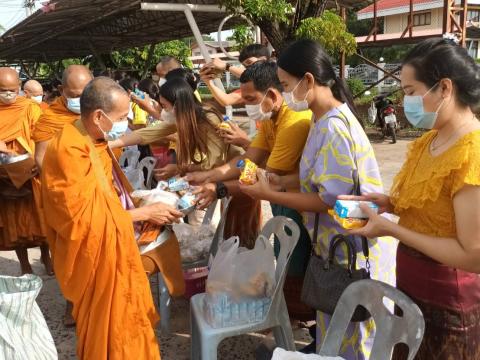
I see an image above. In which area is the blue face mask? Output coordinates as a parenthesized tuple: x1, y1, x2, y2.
(403, 84, 444, 129)
(99, 111, 129, 141)
(66, 97, 81, 114)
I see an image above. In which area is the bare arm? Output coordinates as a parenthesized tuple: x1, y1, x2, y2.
(109, 132, 143, 149)
(240, 170, 329, 213)
(204, 79, 243, 107)
(186, 146, 270, 184)
(351, 185, 480, 273)
(128, 202, 183, 225)
(131, 94, 161, 119)
(34, 141, 48, 169)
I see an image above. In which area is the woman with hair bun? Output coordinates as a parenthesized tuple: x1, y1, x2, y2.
(347, 37, 480, 359)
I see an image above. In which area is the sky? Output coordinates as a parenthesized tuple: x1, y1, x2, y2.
(0, 0, 40, 32)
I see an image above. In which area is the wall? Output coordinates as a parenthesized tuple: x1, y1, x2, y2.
(383, 8, 443, 33)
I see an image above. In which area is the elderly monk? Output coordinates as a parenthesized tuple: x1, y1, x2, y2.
(33, 65, 93, 168)
(0, 67, 52, 275)
(42, 77, 182, 359)
(23, 79, 48, 110)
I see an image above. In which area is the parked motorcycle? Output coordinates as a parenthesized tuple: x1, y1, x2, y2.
(368, 93, 398, 144)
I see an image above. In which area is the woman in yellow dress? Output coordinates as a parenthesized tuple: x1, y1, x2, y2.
(348, 38, 480, 359)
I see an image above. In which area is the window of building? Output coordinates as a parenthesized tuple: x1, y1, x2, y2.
(468, 10, 480, 22)
(467, 40, 479, 59)
(413, 12, 431, 26)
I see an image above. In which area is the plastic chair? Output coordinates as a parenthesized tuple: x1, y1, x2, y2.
(119, 148, 140, 170)
(190, 216, 300, 360)
(157, 198, 231, 333)
(319, 279, 425, 360)
(138, 156, 156, 189)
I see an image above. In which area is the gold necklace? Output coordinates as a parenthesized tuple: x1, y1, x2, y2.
(430, 117, 474, 152)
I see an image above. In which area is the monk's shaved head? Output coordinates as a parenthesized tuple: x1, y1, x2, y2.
(0, 67, 20, 91)
(23, 80, 43, 97)
(61, 65, 93, 99)
(80, 77, 129, 115)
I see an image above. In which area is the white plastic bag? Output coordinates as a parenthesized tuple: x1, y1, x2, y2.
(131, 188, 179, 207)
(204, 236, 276, 328)
(125, 167, 145, 190)
(0, 275, 57, 360)
(272, 348, 345, 360)
(172, 223, 216, 262)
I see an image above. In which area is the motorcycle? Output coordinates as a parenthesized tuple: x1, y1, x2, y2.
(368, 93, 398, 144)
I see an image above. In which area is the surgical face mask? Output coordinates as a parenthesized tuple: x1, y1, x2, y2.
(98, 111, 129, 141)
(161, 108, 176, 124)
(0, 91, 17, 105)
(282, 78, 310, 112)
(245, 93, 272, 122)
(32, 95, 43, 104)
(403, 84, 445, 129)
(158, 78, 167, 87)
(66, 97, 81, 114)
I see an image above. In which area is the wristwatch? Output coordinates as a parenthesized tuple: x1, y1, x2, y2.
(216, 182, 228, 199)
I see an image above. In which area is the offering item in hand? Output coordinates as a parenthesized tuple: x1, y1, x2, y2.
(237, 159, 258, 185)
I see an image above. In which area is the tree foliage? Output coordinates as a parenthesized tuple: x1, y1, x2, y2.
(296, 11, 357, 57)
(228, 25, 255, 51)
(218, 0, 356, 55)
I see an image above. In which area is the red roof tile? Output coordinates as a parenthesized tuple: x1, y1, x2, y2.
(358, 0, 436, 15)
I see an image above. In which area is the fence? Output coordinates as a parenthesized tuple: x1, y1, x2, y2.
(335, 63, 401, 90)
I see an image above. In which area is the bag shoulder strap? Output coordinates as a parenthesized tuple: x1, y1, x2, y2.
(311, 110, 370, 265)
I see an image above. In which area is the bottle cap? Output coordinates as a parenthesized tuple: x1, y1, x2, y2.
(236, 159, 245, 169)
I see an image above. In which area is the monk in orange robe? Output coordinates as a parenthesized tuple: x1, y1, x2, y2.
(33, 65, 93, 168)
(0, 67, 52, 275)
(23, 79, 48, 110)
(41, 77, 183, 359)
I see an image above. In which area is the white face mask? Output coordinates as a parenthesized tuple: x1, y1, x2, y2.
(98, 111, 129, 141)
(158, 78, 167, 87)
(161, 108, 176, 124)
(0, 91, 17, 105)
(32, 95, 43, 104)
(245, 92, 272, 122)
(66, 97, 81, 114)
(283, 78, 310, 112)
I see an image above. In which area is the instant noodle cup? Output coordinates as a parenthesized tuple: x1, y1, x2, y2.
(237, 159, 258, 185)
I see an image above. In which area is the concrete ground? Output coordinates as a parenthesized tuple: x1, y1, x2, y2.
(0, 139, 409, 360)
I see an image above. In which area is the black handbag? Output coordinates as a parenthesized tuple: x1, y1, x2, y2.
(300, 112, 371, 322)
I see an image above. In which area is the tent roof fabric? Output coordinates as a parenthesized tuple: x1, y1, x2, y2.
(0, 0, 371, 63)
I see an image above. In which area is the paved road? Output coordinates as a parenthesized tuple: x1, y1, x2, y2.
(0, 139, 409, 359)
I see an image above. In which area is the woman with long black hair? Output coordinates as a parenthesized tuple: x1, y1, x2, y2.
(240, 39, 397, 358)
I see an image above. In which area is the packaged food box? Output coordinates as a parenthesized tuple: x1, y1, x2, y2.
(328, 209, 368, 230)
(168, 177, 190, 192)
(334, 200, 378, 219)
(177, 192, 196, 214)
(237, 159, 258, 185)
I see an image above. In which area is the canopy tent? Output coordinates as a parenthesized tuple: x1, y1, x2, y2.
(0, 0, 371, 63)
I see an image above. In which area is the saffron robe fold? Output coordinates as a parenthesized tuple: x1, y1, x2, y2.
(41, 123, 160, 360)
(32, 97, 77, 143)
(0, 97, 45, 249)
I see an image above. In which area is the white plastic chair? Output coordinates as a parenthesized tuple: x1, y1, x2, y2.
(319, 279, 425, 360)
(190, 216, 300, 360)
(138, 156, 156, 190)
(118, 148, 140, 170)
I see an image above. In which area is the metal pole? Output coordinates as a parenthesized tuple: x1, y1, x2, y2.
(142, 2, 232, 118)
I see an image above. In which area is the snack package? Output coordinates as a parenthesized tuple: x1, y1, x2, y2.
(168, 176, 190, 192)
(334, 200, 379, 219)
(218, 122, 231, 131)
(237, 159, 258, 185)
(177, 192, 196, 214)
(328, 209, 368, 230)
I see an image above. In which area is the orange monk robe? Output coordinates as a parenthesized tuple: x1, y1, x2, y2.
(32, 96, 77, 143)
(39, 101, 49, 111)
(41, 123, 160, 360)
(0, 97, 45, 250)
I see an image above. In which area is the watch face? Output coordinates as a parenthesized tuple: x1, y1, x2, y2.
(216, 183, 228, 198)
